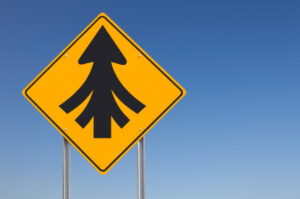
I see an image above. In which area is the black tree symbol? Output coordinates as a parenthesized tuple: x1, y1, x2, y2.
(60, 26, 145, 138)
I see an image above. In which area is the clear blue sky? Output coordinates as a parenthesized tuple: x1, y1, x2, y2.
(0, 0, 299, 199)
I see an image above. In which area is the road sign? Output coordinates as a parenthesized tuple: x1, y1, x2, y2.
(23, 13, 186, 174)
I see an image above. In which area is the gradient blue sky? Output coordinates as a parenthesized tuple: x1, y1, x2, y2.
(1, 0, 300, 199)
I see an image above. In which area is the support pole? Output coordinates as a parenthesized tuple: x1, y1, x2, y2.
(63, 137, 71, 199)
(137, 137, 146, 199)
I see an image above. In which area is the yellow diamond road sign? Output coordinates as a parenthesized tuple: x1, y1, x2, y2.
(23, 13, 186, 174)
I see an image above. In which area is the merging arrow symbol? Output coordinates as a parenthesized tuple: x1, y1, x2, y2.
(60, 26, 145, 138)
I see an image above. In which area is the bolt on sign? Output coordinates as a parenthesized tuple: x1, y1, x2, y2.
(23, 13, 186, 174)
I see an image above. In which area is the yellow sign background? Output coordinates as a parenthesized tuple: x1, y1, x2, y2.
(23, 13, 185, 174)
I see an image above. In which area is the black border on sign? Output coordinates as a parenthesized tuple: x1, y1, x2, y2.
(25, 16, 184, 173)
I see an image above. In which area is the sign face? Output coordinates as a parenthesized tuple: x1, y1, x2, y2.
(23, 13, 186, 174)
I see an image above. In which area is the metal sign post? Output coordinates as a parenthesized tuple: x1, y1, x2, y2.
(62, 136, 145, 199)
(137, 137, 146, 199)
(63, 138, 70, 199)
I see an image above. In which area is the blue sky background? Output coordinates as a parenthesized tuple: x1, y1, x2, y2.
(0, 0, 300, 199)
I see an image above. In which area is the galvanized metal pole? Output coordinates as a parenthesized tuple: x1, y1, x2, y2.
(137, 137, 146, 199)
(63, 137, 71, 199)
